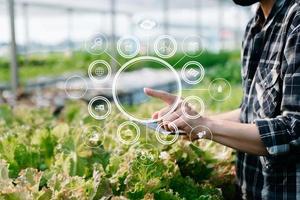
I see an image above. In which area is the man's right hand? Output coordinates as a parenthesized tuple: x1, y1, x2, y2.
(144, 87, 179, 121)
(144, 88, 208, 141)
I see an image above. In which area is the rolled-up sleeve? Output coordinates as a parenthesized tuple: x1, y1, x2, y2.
(255, 30, 300, 157)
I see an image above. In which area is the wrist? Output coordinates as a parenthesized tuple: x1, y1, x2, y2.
(201, 116, 214, 130)
(200, 117, 223, 140)
(192, 117, 215, 140)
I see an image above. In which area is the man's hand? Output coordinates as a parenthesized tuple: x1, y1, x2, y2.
(144, 88, 268, 155)
(144, 88, 208, 140)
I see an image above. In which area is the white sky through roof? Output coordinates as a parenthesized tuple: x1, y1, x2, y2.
(0, 0, 254, 52)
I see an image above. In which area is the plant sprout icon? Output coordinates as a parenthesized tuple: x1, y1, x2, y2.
(159, 41, 172, 54)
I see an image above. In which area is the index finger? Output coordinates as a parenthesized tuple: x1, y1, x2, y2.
(144, 88, 178, 105)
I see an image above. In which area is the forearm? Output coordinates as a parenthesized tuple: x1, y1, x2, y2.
(203, 118, 268, 156)
(210, 108, 241, 122)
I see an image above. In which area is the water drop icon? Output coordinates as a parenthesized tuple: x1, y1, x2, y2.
(217, 85, 223, 93)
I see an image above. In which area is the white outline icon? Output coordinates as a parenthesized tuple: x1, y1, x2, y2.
(188, 125, 213, 142)
(117, 121, 140, 145)
(138, 19, 157, 30)
(88, 96, 112, 120)
(85, 34, 108, 55)
(82, 125, 104, 148)
(182, 35, 204, 58)
(112, 56, 182, 123)
(209, 78, 232, 101)
(181, 61, 205, 85)
(64, 75, 88, 99)
(181, 96, 205, 119)
(154, 35, 177, 58)
(88, 60, 111, 83)
(135, 143, 158, 166)
(117, 36, 140, 59)
(155, 122, 179, 145)
(188, 124, 229, 159)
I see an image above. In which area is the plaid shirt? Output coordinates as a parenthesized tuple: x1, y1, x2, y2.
(238, 0, 300, 199)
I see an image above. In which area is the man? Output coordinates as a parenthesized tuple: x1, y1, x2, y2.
(144, 0, 300, 199)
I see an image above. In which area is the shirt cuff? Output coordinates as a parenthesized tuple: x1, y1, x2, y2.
(255, 118, 292, 156)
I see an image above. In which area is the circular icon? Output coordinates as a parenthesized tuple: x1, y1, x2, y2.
(209, 78, 231, 101)
(64, 75, 88, 99)
(112, 56, 182, 123)
(181, 61, 205, 85)
(135, 143, 158, 166)
(155, 122, 179, 145)
(138, 19, 157, 30)
(82, 126, 104, 148)
(188, 125, 228, 159)
(182, 35, 204, 58)
(88, 96, 111, 120)
(188, 125, 213, 142)
(117, 36, 140, 58)
(88, 60, 111, 83)
(85, 34, 108, 55)
(181, 96, 205, 119)
(154, 35, 177, 58)
(117, 121, 140, 145)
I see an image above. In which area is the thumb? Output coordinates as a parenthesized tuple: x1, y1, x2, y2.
(144, 88, 178, 105)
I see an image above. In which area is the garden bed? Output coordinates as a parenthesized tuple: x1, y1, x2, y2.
(0, 84, 241, 199)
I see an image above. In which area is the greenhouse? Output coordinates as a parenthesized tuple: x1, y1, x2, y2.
(1, 0, 298, 199)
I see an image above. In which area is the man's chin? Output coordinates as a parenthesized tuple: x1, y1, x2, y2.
(233, 0, 260, 6)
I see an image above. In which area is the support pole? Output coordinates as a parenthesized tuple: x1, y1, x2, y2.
(67, 8, 73, 54)
(235, 8, 241, 49)
(23, 3, 29, 60)
(110, 0, 117, 71)
(8, 0, 19, 98)
(129, 15, 134, 35)
(195, 0, 201, 36)
(163, 0, 169, 35)
(218, 0, 225, 50)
